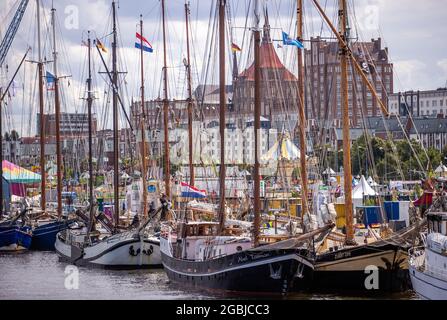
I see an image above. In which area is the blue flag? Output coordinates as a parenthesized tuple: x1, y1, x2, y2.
(282, 31, 304, 49)
(45, 71, 56, 91)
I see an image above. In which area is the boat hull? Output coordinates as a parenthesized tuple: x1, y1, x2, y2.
(55, 231, 162, 269)
(409, 264, 447, 300)
(0, 225, 32, 252)
(161, 248, 314, 294)
(31, 220, 70, 251)
(306, 243, 411, 293)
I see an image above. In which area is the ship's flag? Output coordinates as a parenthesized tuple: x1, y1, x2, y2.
(135, 32, 153, 53)
(45, 71, 56, 91)
(282, 31, 304, 49)
(181, 182, 207, 198)
(231, 42, 242, 52)
(96, 39, 107, 53)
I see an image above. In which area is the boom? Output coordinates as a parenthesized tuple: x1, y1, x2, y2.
(0, 0, 30, 67)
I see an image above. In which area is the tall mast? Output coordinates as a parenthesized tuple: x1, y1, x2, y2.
(51, 6, 63, 218)
(87, 31, 95, 231)
(139, 15, 148, 218)
(161, 0, 170, 198)
(338, 0, 354, 243)
(37, 0, 46, 212)
(112, 1, 120, 227)
(252, 0, 261, 247)
(218, 0, 226, 234)
(297, 0, 309, 227)
(185, 2, 194, 186)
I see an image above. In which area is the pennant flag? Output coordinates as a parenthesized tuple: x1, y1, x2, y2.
(181, 182, 207, 198)
(45, 71, 56, 91)
(231, 42, 242, 52)
(135, 32, 153, 53)
(282, 31, 304, 49)
(96, 39, 107, 53)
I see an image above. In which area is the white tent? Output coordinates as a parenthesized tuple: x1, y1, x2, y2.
(367, 176, 379, 187)
(434, 163, 447, 173)
(261, 134, 303, 164)
(352, 175, 377, 199)
(322, 167, 336, 175)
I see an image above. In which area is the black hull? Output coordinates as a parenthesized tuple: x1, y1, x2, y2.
(293, 242, 411, 293)
(162, 248, 314, 295)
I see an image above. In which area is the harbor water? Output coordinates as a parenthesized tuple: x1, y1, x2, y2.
(0, 252, 418, 300)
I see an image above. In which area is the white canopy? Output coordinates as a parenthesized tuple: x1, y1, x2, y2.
(367, 176, 379, 187)
(435, 163, 447, 173)
(352, 175, 377, 199)
(261, 134, 302, 163)
(322, 167, 336, 175)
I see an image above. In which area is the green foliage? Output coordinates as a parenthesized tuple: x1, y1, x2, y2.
(324, 134, 441, 183)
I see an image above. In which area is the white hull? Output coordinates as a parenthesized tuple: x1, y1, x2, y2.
(410, 264, 447, 300)
(55, 231, 162, 268)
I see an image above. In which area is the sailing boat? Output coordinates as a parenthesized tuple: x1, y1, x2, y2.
(295, 0, 419, 293)
(55, 3, 162, 268)
(0, 5, 34, 251)
(160, 0, 318, 294)
(28, 0, 73, 251)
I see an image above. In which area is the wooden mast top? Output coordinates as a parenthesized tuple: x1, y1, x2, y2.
(86, 31, 95, 232)
(161, 0, 171, 199)
(252, 0, 261, 247)
(296, 0, 309, 228)
(111, 1, 120, 228)
(185, 3, 195, 186)
(338, 0, 355, 243)
(139, 15, 148, 218)
(51, 6, 63, 218)
(218, 0, 226, 235)
(36, 0, 46, 212)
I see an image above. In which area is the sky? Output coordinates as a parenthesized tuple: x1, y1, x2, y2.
(0, 0, 446, 135)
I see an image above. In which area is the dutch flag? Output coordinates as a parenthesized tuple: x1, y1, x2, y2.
(181, 182, 207, 198)
(135, 32, 153, 53)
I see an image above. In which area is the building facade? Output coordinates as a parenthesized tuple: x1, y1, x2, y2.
(388, 88, 447, 117)
(304, 37, 393, 129)
(37, 113, 97, 137)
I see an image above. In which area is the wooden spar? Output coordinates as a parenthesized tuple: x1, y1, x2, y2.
(185, 3, 194, 186)
(139, 15, 148, 218)
(87, 32, 95, 231)
(339, 0, 354, 244)
(253, 28, 261, 247)
(296, 0, 309, 224)
(218, 0, 226, 235)
(161, 0, 171, 198)
(51, 7, 63, 218)
(112, 1, 120, 228)
(311, 0, 389, 117)
(37, 0, 46, 212)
